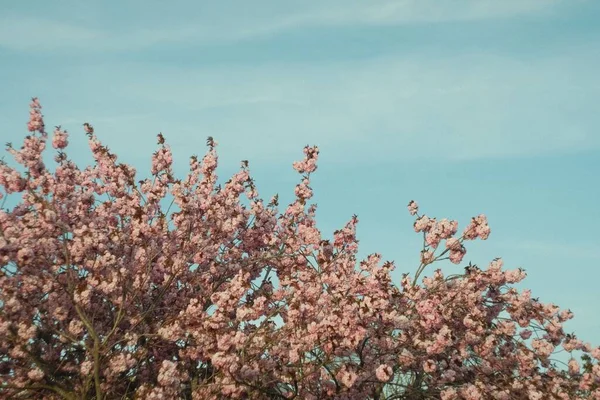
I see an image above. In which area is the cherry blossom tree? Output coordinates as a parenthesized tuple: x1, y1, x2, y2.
(1, 98, 599, 399)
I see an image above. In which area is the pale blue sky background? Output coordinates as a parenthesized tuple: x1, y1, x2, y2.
(1, 0, 599, 352)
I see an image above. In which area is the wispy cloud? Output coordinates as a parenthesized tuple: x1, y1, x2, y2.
(57, 113, 153, 126)
(71, 49, 596, 164)
(0, 0, 563, 52)
(494, 239, 600, 261)
(1, 0, 595, 166)
(0, 17, 103, 51)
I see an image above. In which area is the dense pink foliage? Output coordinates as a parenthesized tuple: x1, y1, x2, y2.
(1, 99, 599, 399)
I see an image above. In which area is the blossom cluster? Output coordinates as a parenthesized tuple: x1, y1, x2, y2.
(0, 99, 598, 399)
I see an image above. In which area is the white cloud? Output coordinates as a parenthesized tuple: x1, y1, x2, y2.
(41, 49, 596, 165)
(272, 0, 561, 27)
(57, 113, 152, 126)
(494, 239, 600, 261)
(0, 17, 103, 51)
(0, 0, 563, 51)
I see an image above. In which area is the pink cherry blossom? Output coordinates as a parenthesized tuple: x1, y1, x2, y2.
(375, 364, 393, 382)
(407, 200, 418, 216)
(52, 126, 69, 149)
(0, 98, 598, 399)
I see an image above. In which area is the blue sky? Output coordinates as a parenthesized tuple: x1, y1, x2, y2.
(1, 0, 599, 350)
